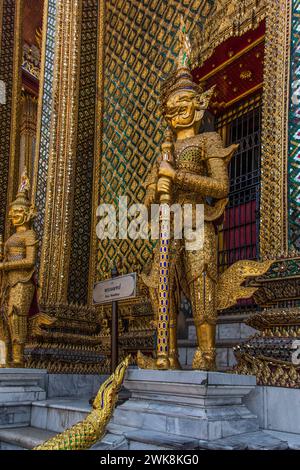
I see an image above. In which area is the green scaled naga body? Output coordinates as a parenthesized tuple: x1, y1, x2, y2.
(34, 356, 131, 451)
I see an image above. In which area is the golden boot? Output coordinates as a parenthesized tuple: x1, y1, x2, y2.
(11, 342, 25, 368)
(8, 306, 29, 368)
(193, 323, 217, 371)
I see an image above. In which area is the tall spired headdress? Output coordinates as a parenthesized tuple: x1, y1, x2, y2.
(160, 17, 215, 114)
(10, 168, 31, 209)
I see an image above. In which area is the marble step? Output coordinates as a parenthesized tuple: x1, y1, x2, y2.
(263, 430, 300, 450)
(0, 426, 56, 450)
(90, 433, 129, 450)
(31, 398, 91, 433)
(198, 431, 291, 450)
(107, 422, 199, 450)
(105, 422, 300, 451)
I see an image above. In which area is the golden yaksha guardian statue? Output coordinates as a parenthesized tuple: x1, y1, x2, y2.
(0, 169, 53, 367)
(138, 21, 272, 371)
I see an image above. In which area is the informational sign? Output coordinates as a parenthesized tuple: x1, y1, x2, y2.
(93, 272, 137, 305)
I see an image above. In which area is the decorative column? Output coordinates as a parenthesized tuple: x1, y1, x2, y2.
(67, 0, 99, 305)
(27, 0, 104, 374)
(235, 0, 300, 388)
(34, 0, 98, 306)
(260, 0, 291, 259)
(0, 0, 24, 236)
(36, 0, 83, 304)
(20, 91, 38, 188)
(254, 0, 300, 306)
(287, 0, 300, 252)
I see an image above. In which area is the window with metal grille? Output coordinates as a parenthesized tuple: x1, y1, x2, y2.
(217, 105, 261, 273)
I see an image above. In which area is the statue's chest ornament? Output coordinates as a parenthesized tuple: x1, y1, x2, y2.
(6, 233, 24, 248)
(5, 234, 26, 261)
(175, 143, 206, 175)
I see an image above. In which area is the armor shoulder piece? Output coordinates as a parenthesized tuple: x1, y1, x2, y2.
(202, 131, 239, 163)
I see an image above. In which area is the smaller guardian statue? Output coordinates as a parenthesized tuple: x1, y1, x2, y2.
(0, 169, 52, 367)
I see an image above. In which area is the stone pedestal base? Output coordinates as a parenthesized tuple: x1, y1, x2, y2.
(0, 369, 47, 429)
(109, 369, 258, 443)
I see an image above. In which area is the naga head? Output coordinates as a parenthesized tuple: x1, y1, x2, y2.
(92, 355, 132, 411)
(9, 168, 37, 228)
(161, 18, 215, 136)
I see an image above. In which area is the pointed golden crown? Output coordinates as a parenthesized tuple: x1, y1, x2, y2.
(160, 17, 215, 113)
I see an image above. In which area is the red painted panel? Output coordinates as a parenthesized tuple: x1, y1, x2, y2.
(23, 0, 44, 46)
(192, 22, 266, 114)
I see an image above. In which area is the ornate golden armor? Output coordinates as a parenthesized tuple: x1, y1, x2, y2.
(138, 22, 272, 371)
(0, 170, 52, 367)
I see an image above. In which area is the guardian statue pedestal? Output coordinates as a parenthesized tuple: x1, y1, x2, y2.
(106, 369, 258, 448)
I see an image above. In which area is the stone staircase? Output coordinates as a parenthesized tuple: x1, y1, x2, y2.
(0, 427, 56, 450)
(1, 368, 300, 451)
(2, 396, 299, 451)
(0, 367, 111, 450)
(0, 398, 91, 450)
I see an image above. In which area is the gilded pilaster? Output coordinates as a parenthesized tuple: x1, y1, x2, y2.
(26, 1, 104, 373)
(235, 1, 300, 388)
(68, 0, 99, 305)
(287, 0, 300, 251)
(0, 0, 24, 237)
(38, 0, 83, 304)
(88, 0, 106, 304)
(260, 0, 291, 258)
(33, 0, 57, 265)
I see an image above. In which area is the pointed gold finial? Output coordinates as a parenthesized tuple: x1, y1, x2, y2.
(18, 167, 30, 194)
(177, 16, 192, 69)
(160, 16, 215, 115)
(10, 167, 32, 210)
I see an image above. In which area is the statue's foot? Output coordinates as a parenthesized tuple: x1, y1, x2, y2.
(11, 344, 25, 368)
(137, 351, 181, 370)
(11, 362, 24, 369)
(168, 354, 182, 370)
(156, 356, 171, 370)
(137, 351, 158, 370)
(192, 347, 216, 371)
